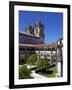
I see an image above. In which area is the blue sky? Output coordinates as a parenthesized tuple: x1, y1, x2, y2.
(19, 10, 63, 44)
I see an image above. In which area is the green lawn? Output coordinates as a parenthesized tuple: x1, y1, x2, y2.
(36, 65, 56, 78)
(48, 65, 56, 77)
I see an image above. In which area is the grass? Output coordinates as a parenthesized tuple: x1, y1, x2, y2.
(36, 65, 56, 78)
(48, 66, 56, 77)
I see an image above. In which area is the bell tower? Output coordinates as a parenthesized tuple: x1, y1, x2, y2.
(34, 21, 44, 42)
(26, 24, 34, 35)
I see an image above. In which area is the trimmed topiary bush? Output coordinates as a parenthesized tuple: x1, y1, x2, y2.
(19, 65, 31, 79)
(36, 58, 48, 71)
(27, 54, 38, 66)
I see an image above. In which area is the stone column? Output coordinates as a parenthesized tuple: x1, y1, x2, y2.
(38, 47, 40, 60)
(30, 47, 31, 55)
(56, 46, 63, 77)
(24, 47, 26, 63)
(45, 46, 46, 58)
(55, 47, 58, 77)
(60, 47, 63, 77)
(50, 46, 52, 64)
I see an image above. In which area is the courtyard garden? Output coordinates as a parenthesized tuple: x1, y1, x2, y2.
(19, 53, 56, 79)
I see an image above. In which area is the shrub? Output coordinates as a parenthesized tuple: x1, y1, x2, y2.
(27, 54, 37, 66)
(19, 65, 31, 79)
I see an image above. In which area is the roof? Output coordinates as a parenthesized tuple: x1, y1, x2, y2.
(19, 31, 39, 39)
(19, 43, 63, 48)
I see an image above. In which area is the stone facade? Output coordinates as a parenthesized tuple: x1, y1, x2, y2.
(19, 32, 44, 45)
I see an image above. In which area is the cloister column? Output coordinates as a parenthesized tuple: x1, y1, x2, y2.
(45, 46, 46, 57)
(30, 47, 31, 55)
(50, 46, 52, 64)
(56, 45, 63, 77)
(24, 47, 27, 63)
(55, 47, 58, 77)
(38, 47, 40, 60)
(60, 46, 63, 77)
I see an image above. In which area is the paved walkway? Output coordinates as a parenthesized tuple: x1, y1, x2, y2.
(27, 64, 49, 79)
(31, 70, 48, 79)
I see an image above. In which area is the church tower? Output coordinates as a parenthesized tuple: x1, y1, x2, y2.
(34, 21, 44, 42)
(26, 24, 34, 35)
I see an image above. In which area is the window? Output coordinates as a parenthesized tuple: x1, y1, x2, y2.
(36, 29, 38, 33)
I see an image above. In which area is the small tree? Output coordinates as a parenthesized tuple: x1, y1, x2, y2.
(19, 65, 31, 79)
(27, 54, 37, 67)
(36, 58, 48, 71)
